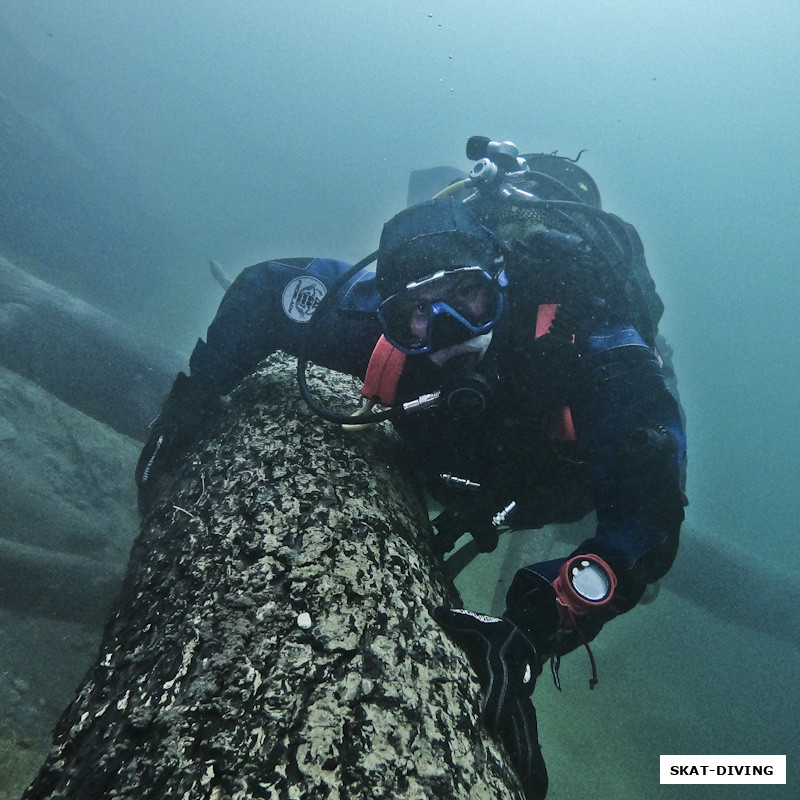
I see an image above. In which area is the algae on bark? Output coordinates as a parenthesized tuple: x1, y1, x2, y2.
(23, 354, 523, 799)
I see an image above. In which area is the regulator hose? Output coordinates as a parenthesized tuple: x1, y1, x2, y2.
(295, 250, 402, 426)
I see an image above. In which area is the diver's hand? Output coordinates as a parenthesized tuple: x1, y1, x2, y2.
(431, 508, 499, 555)
(433, 607, 538, 727)
(433, 607, 548, 799)
(135, 426, 179, 513)
(135, 372, 220, 514)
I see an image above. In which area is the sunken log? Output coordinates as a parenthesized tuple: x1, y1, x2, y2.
(0, 537, 126, 626)
(22, 354, 522, 800)
(0, 255, 186, 440)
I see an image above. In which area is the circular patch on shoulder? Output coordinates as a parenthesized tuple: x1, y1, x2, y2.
(281, 275, 327, 322)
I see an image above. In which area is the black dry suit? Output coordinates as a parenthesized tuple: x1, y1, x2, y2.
(136, 153, 687, 800)
(137, 155, 686, 675)
(372, 160, 686, 633)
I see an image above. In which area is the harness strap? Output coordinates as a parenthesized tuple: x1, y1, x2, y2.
(361, 335, 407, 407)
(535, 303, 576, 441)
(360, 305, 579, 439)
(535, 302, 561, 338)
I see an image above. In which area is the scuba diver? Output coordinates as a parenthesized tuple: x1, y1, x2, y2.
(136, 137, 687, 800)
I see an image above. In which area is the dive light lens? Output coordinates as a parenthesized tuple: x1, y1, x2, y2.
(570, 559, 611, 602)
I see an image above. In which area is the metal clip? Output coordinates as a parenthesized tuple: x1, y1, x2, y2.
(492, 500, 517, 528)
(440, 473, 481, 492)
(402, 391, 441, 413)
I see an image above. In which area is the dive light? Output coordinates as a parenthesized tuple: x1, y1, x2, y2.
(552, 553, 617, 629)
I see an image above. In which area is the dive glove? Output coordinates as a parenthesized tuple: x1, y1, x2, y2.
(431, 507, 499, 555)
(135, 371, 221, 513)
(433, 607, 548, 800)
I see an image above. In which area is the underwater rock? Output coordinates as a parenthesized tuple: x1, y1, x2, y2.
(22, 354, 523, 800)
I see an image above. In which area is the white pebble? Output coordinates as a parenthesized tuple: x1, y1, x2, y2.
(296, 612, 312, 629)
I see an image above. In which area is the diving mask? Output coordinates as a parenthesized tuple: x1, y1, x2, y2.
(377, 266, 504, 355)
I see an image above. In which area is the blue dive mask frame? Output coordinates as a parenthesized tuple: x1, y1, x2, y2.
(377, 266, 504, 355)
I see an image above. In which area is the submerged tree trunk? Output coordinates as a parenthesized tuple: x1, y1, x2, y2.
(23, 354, 521, 800)
(0, 255, 186, 440)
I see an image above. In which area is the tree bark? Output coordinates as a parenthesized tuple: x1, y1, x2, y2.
(22, 354, 522, 800)
(0, 255, 186, 441)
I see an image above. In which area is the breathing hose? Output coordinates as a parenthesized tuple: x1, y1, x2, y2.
(295, 250, 405, 426)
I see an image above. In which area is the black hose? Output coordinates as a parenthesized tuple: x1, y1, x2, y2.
(295, 250, 400, 425)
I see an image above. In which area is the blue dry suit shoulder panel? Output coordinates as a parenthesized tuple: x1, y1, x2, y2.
(586, 324, 648, 353)
(583, 324, 687, 474)
(188, 257, 382, 396)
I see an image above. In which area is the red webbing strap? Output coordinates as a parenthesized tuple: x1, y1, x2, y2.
(361, 335, 407, 407)
(535, 303, 560, 339)
(535, 304, 576, 441)
(548, 406, 576, 440)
